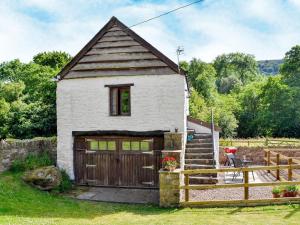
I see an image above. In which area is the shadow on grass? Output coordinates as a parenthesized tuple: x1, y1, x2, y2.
(284, 204, 300, 219)
(0, 172, 180, 220)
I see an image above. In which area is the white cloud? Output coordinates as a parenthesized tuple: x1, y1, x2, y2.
(0, 0, 299, 63)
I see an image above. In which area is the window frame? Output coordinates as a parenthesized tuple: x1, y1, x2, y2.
(105, 84, 133, 116)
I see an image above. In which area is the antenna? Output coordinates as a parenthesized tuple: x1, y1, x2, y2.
(176, 46, 184, 72)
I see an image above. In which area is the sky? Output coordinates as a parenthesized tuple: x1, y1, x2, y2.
(0, 0, 300, 63)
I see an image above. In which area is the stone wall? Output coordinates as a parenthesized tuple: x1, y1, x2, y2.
(163, 132, 184, 169)
(219, 147, 300, 165)
(0, 138, 57, 172)
(159, 169, 183, 207)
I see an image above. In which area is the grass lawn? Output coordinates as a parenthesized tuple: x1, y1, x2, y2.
(1, 172, 300, 225)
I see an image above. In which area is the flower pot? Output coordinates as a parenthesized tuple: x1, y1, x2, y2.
(165, 166, 176, 172)
(272, 193, 281, 198)
(283, 191, 298, 197)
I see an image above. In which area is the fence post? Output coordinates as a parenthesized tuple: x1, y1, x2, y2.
(267, 150, 270, 173)
(244, 170, 249, 200)
(184, 174, 189, 202)
(276, 153, 280, 180)
(288, 158, 293, 181)
(265, 138, 269, 147)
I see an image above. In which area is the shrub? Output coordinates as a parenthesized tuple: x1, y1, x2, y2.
(56, 169, 73, 193)
(272, 186, 282, 194)
(284, 185, 299, 193)
(10, 151, 54, 172)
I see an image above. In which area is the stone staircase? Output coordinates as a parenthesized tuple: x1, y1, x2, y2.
(185, 130, 218, 184)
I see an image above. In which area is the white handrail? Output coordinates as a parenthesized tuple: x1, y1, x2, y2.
(211, 108, 216, 167)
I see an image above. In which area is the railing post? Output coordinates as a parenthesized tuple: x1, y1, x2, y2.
(184, 174, 189, 202)
(288, 158, 293, 181)
(244, 170, 249, 200)
(276, 153, 280, 180)
(264, 150, 267, 166)
(267, 150, 270, 173)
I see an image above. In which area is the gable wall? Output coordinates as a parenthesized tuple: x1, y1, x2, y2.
(57, 74, 186, 178)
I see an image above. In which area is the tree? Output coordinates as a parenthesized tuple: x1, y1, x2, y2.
(259, 76, 298, 137)
(0, 98, 10, 138)
(213, 53, 260, 93)
(33, 51, 71, 70)
(0, 51, 71, 139)
(280, 45, 300, 86)
(187, 58, 217, 100)
(237, 80, 265, 137)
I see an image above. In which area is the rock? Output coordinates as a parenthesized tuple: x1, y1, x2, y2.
(22, 166, 62, 191)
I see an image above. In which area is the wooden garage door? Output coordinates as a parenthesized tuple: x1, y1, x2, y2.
(74, 136, 163, 188)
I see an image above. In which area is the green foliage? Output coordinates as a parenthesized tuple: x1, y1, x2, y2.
(56, 169, 73, 193)
(187, 58, 217, 100)
(214, 52, 260, 93)
(280, 45, 300, 86)
(33, 51, 71, 70)
(10, 152, 54, 172)
(284, 185, 299, 193)
(272, 186, 282, 194)
(0, 51, 70, 139)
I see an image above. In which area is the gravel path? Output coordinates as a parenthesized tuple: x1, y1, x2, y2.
(189, 169, 278, 201)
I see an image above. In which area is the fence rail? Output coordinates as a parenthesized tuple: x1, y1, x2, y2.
(180, 164, 300, 207)
(220, 138, 300, 148)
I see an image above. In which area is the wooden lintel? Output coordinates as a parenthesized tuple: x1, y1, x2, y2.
(104, 83, 134, 88)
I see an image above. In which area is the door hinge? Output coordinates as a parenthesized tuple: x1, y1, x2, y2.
(85, 150, 96, 154)
(141, 151, 154, 155)
(86, 164, 96, 168)
(142, 181, 154, 185)
(142, 165, 154, 170)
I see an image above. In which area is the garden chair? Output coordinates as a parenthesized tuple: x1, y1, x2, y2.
(224, 153, 235, 167)
(231, 158, 255, 181)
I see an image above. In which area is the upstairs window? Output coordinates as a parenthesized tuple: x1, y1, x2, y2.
(105, 84, 133, 116)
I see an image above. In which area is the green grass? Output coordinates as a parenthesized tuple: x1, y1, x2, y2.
(1, 172, 300, 225)
(220, 138, 300, 148)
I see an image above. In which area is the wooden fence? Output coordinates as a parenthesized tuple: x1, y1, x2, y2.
(264, 149, 300, 181)
(180, 165, 300, 207)
(220, 138, 300, 148)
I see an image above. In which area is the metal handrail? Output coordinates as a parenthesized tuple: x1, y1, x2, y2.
(211, 108, 216, 167)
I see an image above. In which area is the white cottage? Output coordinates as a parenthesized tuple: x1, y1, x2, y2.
(56, 17, 219, 188)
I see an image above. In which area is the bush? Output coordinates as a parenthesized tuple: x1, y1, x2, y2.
(56, 169, 72, 193)
(10, 151, 54, 172)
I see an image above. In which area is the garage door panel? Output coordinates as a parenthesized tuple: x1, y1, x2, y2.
(74, 136, 163, 188)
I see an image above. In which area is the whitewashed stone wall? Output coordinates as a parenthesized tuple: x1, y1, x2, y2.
(57, 74, 187, 178)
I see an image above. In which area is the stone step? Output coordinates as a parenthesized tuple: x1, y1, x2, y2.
(187, 139, 212, 147)
(187, 129, 195, 135)
(186, 143, 213, 148)
(186, 148, 213, 153)
(189, 176, 218, 184)
(185, 159, 214, 165)
(184, 164, 215, 170)
(185, 153, 213, 159)
(193, 133, 212, 138)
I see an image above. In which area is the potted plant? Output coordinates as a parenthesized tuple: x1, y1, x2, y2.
(272, 186, 282, 198)
(162, 156, 177, 171)
(283, 185, 299, 197)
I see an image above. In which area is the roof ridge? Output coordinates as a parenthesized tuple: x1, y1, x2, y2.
(57, 16, 181, 80)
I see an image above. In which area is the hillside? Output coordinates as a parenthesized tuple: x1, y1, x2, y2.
(258, 59, 283, 75)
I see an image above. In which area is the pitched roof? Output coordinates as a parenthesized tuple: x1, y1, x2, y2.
(57, 16, 182, 80)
